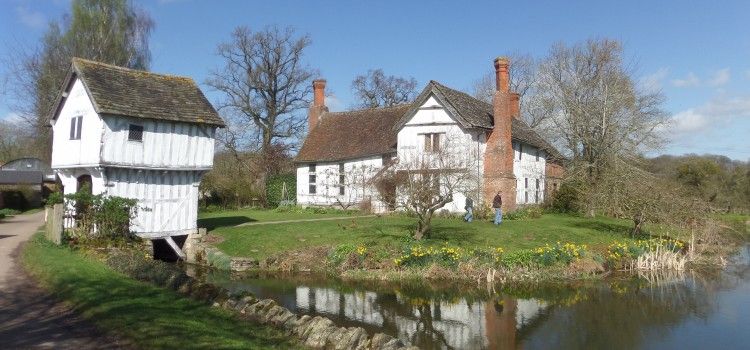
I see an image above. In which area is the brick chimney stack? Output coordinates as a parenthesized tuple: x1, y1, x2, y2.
(483, 57, 517, 211)
(309, 79, 328, 130)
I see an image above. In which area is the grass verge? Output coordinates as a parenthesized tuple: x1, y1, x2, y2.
(22, 232, 299, 350)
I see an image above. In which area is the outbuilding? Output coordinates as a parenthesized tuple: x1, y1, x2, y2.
(49, 58, 224, 258)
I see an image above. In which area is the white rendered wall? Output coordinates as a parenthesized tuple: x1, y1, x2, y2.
(296, 156, 384, 210)
(101, 116, 216, 170)
(51, 78, 103, 168)
(396, 95, 485, 212)
(512, 142, 546, 205)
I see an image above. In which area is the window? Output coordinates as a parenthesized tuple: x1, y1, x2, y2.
(525, 178, 529, 203)
(535, 179, 541, 203)
(423, 133, 442, 153)
(128, 124, 144, 141)
(518, 143, 523, 160)
(308, 164, 317, 194)
(69, 116, 83, 140)
(338, 163, 345, 195)
(535, 150, 540, 161)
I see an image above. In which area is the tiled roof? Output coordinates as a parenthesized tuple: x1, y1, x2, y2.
(295, 104, 411, 163)
(50, 58, 224, 127)
(398, 81, 564, 161)
(297, 81, 564, 163)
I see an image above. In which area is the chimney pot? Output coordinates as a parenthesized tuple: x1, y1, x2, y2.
(313, 79, 326, 107)
(494, 57, 510, 92)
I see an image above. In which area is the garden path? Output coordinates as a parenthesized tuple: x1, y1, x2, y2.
(0, 211, 131, 349)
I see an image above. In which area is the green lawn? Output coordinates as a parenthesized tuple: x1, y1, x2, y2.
(22, 233, 299, 350)
(197, 207, 359, 231)
(207, 211, 642, 259)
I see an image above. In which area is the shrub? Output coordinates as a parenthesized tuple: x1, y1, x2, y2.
(545, 181, 582, 213)
(504, 205, 544, 220)
(0, 208, 21, 216)
(63, 187, 139, 241)
(266, 173, 296, 208)
(45, 191, 63, 206)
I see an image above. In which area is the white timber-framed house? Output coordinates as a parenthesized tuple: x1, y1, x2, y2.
(295, 58, 565, 213)
(49, 58, 224, 257)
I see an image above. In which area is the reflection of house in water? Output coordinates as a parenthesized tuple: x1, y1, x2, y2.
(294, 286, 548, 350)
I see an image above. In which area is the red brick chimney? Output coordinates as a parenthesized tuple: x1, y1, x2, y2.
(309, 79, 328, 130)
(510, 92, 520, 119)
(483, 57, 517, 211)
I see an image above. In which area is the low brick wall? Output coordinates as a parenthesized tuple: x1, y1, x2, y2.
(106, 252, 416, 350)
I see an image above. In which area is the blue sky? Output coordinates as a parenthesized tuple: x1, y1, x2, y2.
(1, 0, 748, 160)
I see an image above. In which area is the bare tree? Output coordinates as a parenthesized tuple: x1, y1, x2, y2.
(471, 53, 551, 128)
(378, 131, 480, 239)
(351, 69, 417, 108)
(534, 38, 668, 180)
(207, 26, 316, 190)
(4, 0, 154, 161)
(0, 119, 35, 163)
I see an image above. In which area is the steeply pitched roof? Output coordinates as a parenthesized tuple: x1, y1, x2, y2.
(50, 58, 224, 127)
(396, 81, 564, 161)
(296, 81, 564, 163)
(295, 104, 411, 163)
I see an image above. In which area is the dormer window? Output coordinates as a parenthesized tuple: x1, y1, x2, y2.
(69, 115, 83, 140)
(128, 124, 144, 141)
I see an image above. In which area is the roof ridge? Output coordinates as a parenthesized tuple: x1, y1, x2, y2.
(323, 102, 412, 116)
(72, 57, 195, 83)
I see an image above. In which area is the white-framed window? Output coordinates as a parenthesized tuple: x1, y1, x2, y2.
(519, 143, 523, 160)
(422, 133, 442, 153)
(128, 124, 144, 141)
(535, 179, 541, 203)
(308, 164, 317, 194)
(525, 177, 529, 203)
(535, 149, 540, 161)
(69, 115, 83, 140)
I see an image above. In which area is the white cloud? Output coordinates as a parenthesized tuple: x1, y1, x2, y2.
(671, 72, 700, 88)
(670, 109, 708, 133)
(708, 68, 730, 87)
(640, 68, 669, 91)
(668, 95, 750, 139)
(15, 6, 45, 30)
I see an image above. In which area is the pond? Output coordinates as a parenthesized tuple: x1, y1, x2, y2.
(189, 246, 750, 350)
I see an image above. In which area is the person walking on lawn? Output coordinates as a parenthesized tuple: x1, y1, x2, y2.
(493, 191, 503, 225)
(464, 196, 474, 222)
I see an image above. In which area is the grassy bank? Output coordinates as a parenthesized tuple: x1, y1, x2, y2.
(197, 207, 359, 231)
(22, 232, 299, 350)
(205, 211, 640, 260)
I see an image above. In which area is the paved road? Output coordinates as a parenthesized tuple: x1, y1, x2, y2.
(0, 211, 131, 349)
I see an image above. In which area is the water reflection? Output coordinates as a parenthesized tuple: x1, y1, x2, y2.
(193, 246, 750, 350)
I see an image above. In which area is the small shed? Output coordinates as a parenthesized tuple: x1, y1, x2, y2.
(48, 58, 224, 258)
